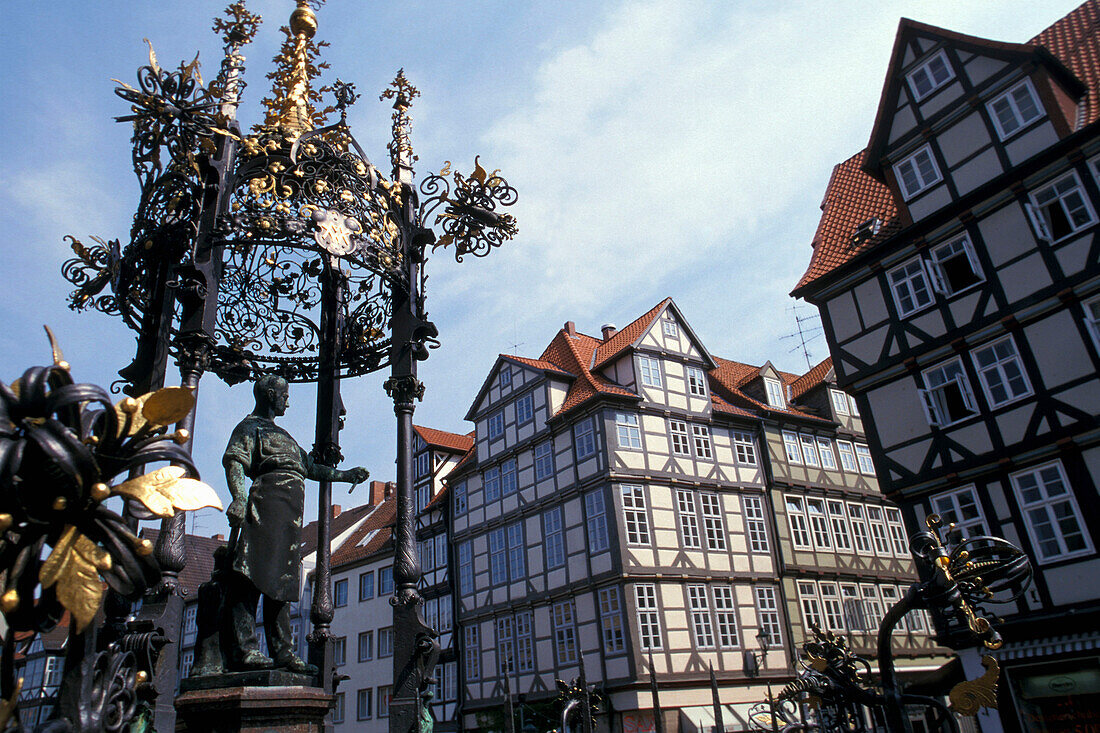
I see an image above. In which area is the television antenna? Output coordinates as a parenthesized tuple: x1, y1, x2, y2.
(781, 306, 823, 370)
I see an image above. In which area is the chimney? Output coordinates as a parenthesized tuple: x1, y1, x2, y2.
(384, 481, 395, 498)
(332, 504, 342, 518)
(369, 480, 387, 506)
(212, 533, 224, 541)
(601, 323, 617, 340)
(564, 321, 577, 338)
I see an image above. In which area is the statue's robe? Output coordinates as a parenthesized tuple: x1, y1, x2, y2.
(222, 415, 310, 602)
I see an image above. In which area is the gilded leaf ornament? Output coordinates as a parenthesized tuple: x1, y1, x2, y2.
(949, 655, 1000, 716)
(111, 465, 223, 519)
(39, 526, 113, 633)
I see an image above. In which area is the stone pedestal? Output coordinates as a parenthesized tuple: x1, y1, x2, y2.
(176, 674, 332, 733)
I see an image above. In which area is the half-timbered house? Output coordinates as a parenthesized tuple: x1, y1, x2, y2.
(792, 4, 1100, 730)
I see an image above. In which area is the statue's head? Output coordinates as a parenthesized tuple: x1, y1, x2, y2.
(254, 375, 289, 417)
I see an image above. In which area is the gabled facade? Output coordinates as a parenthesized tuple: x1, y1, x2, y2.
(793, 4, 1100, 731)
(446, 299, 946, 732)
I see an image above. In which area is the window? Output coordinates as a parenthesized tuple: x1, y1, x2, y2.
(798, 581, 823, 630)
(841, 584, 866, 631)
(332, 692, 345, 724)
(635, 584, 662, 650)
(827, 500, 852, 552)
(464, 626, 480, 680)
(855, 445, 875, 475)
(488, 410, 504, 440)
(765, 378, 784, 408)
(662, 317, 678, 338)
(574, 418, 597, 460)
(552, 601, 578, 665)
(867, 506, 891, 556)
(515, 611, 535, 672)
(452, 479, 467, 516)
(830, 389, 850, 415)
(359, 571, 375, 602)
(179, 650, 193, 679)
(484, 466, 501, 502)
(639, 356, 663, 388)
(378, 686, 392, 718)
(894, 145, 942, 199)
(880, 586, 903, 631)
(920, 358, 978, 426)
(544, 507, 565, 570)
(820, 582, 845, 632)
(687, 585, 715, 649)
(585, 489, 609, 552)
(837, 440, 858, 472)
(1012, 461, 1092, 562)
(799, 435, 819, 467)
(622, 485, 651, 545)
(676, 490, 701, 549)
(687, 367, 707, 397)
(438, 593, 453, 633)
(848, 504, 872, 554)
(786, 496, 811, 550)
(499, 367, 512, 389)
(988, 78, 1043, 140)
(1084, 295, 1100, 352)
(807, 499, 832, 550)
(849, 395, 860, 416)
(535, 441, 554, 480)
(930, 486, 988, 538)
(972, 336, 1031, 407)
(507, 521, 525, 581)
(490, 527, 508, 585)
(713, 586, 740, 647)
(457, 540, 473, 595)
(929, 236, 983, 295)
(818, 438, 837, 470)
(885, 508, 909, 556)
(184, 605, 197, 635)
(691, 424, 713, 459)
(889, 256, 934, 315)
(357, 688, 373, 720)
(358, 630, 374, 662)
(733, 431, 757, 465)
(379, 567, 393, 595)
(415, 450, 430, 479)
(754, 586, 782, 646)
(378, 627, 393, 657)
(442, 661, 457, 702)
(743, 496, 769, 553)
(861, 585, 884, 630)
(1028, 172, 1097, 242)
(497, 616, 515, 674)
(516, 393, 533, 424)
(501, 458, 518, 497)
(598, 587, 626, 654)
(616, 412, 643, 450)
(334, 578, 348, 608)
(782, 431, 803, 464)
(701, 493, 727, 551)
(334, 636, 347, 666)
(669, 420, 691, 456)
(416, 483, 430, 514)
(907, 49, 953, 101)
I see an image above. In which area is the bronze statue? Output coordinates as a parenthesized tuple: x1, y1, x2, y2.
(193, 375, 367, 676)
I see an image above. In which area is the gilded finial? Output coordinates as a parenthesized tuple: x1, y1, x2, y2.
(258, 0, 331, 137)
(380, 69, 420, 177)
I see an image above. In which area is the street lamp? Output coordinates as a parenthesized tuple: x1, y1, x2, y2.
(744, 630, 779, 733)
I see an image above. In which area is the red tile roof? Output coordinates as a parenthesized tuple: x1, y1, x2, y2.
(504, 355, 574, 378)
(592, 298, 671, 369)
(413, 424, 474, 453)
(790, 357, 834, 400)
(540, 329, 638, 419)
(331, 495, 396, 568)
(300, 501, 377, 557)
(794, 1, 1100, 294)
(141, 529, 227, 598)
(708, 357, 830, 424)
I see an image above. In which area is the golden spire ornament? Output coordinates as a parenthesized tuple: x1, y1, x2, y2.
(260, 0, 331, 137)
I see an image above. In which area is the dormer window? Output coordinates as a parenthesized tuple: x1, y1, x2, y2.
(764, 378, 784, 408)
(498, 368, 512, 389)
(894, 145, 942, 200)
(850, 218, 882, 246)
(907, 50, 953, 102)
(988, 79, 1043, 140)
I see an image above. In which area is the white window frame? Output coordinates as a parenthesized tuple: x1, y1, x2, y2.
(733, 430, 757, 465)
(700, 493, 727, 551)
(1027, 171, 1098, 243)
(827, 500, 852, 552)
(543, 507, 565, 570)
(506, 521, 525, 581)
(713, 586, 741, 648)
(861, 585, 884, 631)
(907, 49, 954, 102)
(669, 419, 691, 456)
(765, 378, 785, 408)
(464, 626, 480, 680)
(841, 583, 866, 632)
(635, 584, 663, 651)
(743, 495, 769, 553)
(807, 499, 833, 550)
(928, 235, 984, 296)
(498, 367, 512, 389)
(687, 585, 716, 650)
(622, 484, 651, 545)
(866, 506, 892, 556)
(830, 389, 850, 415)
(489, 526, 508, 586)
(1011, 461, 1094, 563)
(849, 395, 861, 416)
(848, 503, 872, 555)
(920, 358, 978, 427)
(501, 458, 517, 497)
(786, 496, 812, 550)
(662, 317, 678, 338)
(754, 586, 782, 647)
(484, 465, 501, 502)
(457, 540, 473, 595)
(516, 393, 534, 425)
(818, 437, 837, 470)
(691, 424, 713, 460)
(987, 77, 1044, 140)
(585, 489, 609, 552)
(798, 580, 823, 631)
(971, 335, 1032, 408)
(574, 417, 597, 460)
(782, 431, 803, 464)
(676, 489, 702, 549)
(837, 440, 858, 472)
(930, 485, 988, 539)
(598, 587, 626, 655)
(820, 582, 845, 632)
(639, 355, 663, 388)
(615, 412, 643, 450)
(453, 480, 467, 515)
(687, 366, 707, 397)
(880, 586, 904, 631)
(534, 441, 554, 480)
(888, 255, 935, 316)
(894, 145, 943, 200)
(488, 410, 504, 440)
(855, 444, 876, 475)
(799, 434, 820, 467)
(885, 507, 909, 557)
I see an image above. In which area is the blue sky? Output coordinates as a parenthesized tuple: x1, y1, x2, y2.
(0, 1, 1082, 538)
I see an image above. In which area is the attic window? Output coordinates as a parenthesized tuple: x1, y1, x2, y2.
(764, 378, 784, 408)
(850, 218, 882, 246)
(907, 49, 954, 102)
(357, 528, 381, 547)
